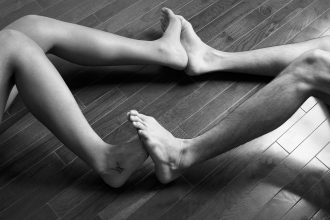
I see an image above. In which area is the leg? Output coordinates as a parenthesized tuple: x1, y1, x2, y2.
(0, 29, 147, 187)
(4, 9, 187, 69)
(129, 49, 330, 183)
(177, 16, 330, 76)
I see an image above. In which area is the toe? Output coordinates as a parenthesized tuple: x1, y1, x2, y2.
(137, 113, 150, 122)
(138, 129, 148, 139)
(133, 121, 146, 130)
(129, 115, 143, 123)
(163, 7, 175, 17)
(128, 110, 139, 116)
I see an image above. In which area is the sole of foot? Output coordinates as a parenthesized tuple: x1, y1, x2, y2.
(127, 110, 185, 184)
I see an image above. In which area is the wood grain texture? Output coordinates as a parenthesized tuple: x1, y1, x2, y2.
(1, 0, 330, 219)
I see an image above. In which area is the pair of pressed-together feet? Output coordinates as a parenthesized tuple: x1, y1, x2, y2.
(96, 8, 209, 187)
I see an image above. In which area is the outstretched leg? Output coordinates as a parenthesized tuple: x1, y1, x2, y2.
(129, 49, 330, 183)
(177, 16, 330, 76)
(0, 30, 147, 188)
(5, 8, 187, 69)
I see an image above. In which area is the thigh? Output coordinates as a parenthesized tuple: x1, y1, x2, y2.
(0, 32, 16, 122)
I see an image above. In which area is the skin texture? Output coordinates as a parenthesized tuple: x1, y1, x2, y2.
(129, 12, 330, 184)
(0, 8, 185, 188)
(2, 7, 330, 187)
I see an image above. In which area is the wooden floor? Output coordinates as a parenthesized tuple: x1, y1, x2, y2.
(1, 0, 330, 219)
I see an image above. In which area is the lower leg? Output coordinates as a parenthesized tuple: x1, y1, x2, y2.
(128, 49, 329, 183)
(5, 9, 187, 69)
(179, 16, 330, 76)
(1, 30, 147, 187)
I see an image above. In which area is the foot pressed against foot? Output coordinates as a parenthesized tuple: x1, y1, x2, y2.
(95, 138, 147, 188)
(157, 7, 188, 70)
(128, 110, 187, 184)
(179, 16, 226, 75)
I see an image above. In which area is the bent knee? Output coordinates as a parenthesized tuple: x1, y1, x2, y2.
(5, 15, 46, 32)
(303, 49, 329, 62)
(0, 29, 42, 60)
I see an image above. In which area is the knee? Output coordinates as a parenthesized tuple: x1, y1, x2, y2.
(4, 15, 53, 51)
(301, 49, 329, 64)
(8, 15, 47, 33)
(288, 49, 329, 76)
(285, 49, 330, 91)
(0, 29, 42, 61)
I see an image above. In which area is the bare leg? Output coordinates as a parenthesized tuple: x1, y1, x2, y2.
(0, 30, 147, 188)
(5, 8, 187, 69)
(129, 49, 330, 183)
(0, 8, 186, 187)
(177, 16, 330, 76)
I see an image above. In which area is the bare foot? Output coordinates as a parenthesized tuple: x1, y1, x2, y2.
(178, 16, 226, 75)
(157, 8, 188, 70)
(127, 110, 187, 184)
(95, 138, 148, 188)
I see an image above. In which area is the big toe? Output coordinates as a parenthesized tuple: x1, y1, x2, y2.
(162, 7, 175, 17)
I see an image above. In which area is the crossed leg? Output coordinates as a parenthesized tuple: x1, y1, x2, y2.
(0, 8, 185, 187)
(128, 14, 330, 183)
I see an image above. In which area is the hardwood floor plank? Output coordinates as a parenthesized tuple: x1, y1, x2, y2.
(47, 170, 103, 217)
(135, 0, 238, 42)
(60, 158, 156, 220)
(39, 0, 87, 18)
(35, 0, 62, 9)
(301, 97, 318, 112)
(0, 121, 51, 167)
(0, 1, 42, 29)
(115, 0, 193, 39)
(92, 76, 175, 139)
(0, 154, 64, 212)
(78, 14, 100, 27)
(158, 80, 233, 131)
(311, 209, 330, 219)
(75, 66, 142, 106)
(58, 0, 115, 24)
(218, 118, 330, 220)
(54, 146, 77, 165)
(317, 142, 330, 169)
(0, 135, 60, 188)
(288, 8, 330, 43)
(180, 82, 258, 137)
(226, 0, 315, 52)
(125, 178, 192, 220)
(159, 109, 304, 219)
(198, 0, 267, 43)
(197, 84, 261, 136)
(103, 76, 202, 144)
(256, 0, 330, 48)
(0, 113, 35, 145)
(187, 0, 242, 33)
(209, 0, 293, 50)
(0, 157, 89, 219)
(252, 158, 328, 220)
(0, 88, 125, 188)
(2, 0, 329, 218)
(0, 0, 34, 20)
(98, 0, 165, 33)
(281, 168, 330, 219)
(277, 103, 328, 153)
(188, 143, 288, 220)
(94, 0, 139, 23)
(25, 204, 58, 220)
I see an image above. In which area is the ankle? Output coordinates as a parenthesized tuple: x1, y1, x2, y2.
(178, 138, 198, 169)
(90, 141, 112, 174)
(204, 49, 231, 71)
